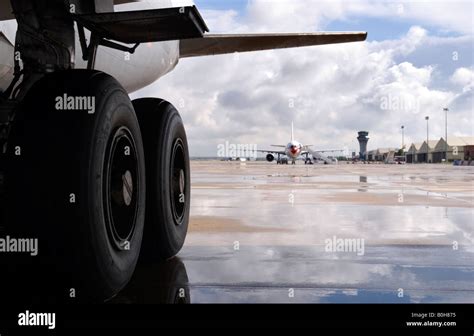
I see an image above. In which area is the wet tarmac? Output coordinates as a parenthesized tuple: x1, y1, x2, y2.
(115, 161, 474, 303)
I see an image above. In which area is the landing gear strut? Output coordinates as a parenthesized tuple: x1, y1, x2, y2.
(1, 1, 192, 301)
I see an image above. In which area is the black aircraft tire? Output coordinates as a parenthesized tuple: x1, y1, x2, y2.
(5, 70, 145, 302)
(133, 98, 191, 261)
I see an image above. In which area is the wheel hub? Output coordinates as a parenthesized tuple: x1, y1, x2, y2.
(170, 139, 187, 224)
(179, 169, 185, 194)
(122, 170, 133, 206)
(104, 127, 140, 251)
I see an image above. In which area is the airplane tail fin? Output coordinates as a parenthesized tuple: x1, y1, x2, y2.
(291, 122, 294, 142)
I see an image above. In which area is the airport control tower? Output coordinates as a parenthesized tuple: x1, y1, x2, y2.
(357, 131, 369, 161)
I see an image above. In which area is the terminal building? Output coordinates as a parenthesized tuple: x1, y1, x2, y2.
(367, 148, 398, 162)
(417, 140, 438, 163)
(406, 143, 422, 163)
(432, 137, 474, 163)
(406, 136, 474, 163)
(368, 137, 473, 164)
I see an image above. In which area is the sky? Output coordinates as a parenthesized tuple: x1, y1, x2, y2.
(133, 0, 474, 156)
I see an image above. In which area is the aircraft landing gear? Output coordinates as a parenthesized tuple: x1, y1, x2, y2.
(1, 0, 192, 302)
(4, 72, 191, 301)
(5, 70, 146, 301)
(133, 99, 190, 261)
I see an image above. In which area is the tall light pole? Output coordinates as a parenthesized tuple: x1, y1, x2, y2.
(425, 116, 429, 163)
(401, 125, 405, 150)
(444, 108, 449, 161)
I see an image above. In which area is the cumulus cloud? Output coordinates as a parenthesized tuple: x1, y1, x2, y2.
(133, 0, 473, 156)
(200, 0, 473, 35)
(451, 67, 474, 89)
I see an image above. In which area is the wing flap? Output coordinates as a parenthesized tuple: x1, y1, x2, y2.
(180, 32, 367, 58)
(74, 6, 209, 44)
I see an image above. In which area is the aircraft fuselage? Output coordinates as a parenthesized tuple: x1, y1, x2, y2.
(0, 0, 180, 94)
(286, 141, 303, 160)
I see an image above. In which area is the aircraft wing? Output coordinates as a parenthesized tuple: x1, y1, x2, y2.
(180, 32, 368, 58)
(3, 3, 367, 56)
(313, 149, 344, 153)
(257, 150, 286, 156)
(258, 149, 310, 157)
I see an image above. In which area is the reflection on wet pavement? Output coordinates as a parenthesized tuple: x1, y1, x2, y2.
(179, 245, 474, 303)
(119, 162, 473, 303)
(111, 258, 190, 304)
(115, 244, 474, 303)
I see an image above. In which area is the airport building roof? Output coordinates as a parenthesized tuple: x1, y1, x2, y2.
(407, 143, 423, 154)
(376, 137, 472, 156)
(447, 136, 474, 146)
(376, 148, 398, 154)
(434, 136, 474, 152)
(418, 140, 439, 153)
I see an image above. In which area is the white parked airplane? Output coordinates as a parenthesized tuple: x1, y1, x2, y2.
(260, 122, 340, 165)
(0, 0, 366, 300)
(259, 122, 311, 165)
